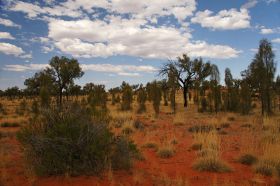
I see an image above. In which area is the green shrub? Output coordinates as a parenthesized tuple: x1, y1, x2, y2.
(142, 142, 158, 150)
(133, 120, 145, 130)
(238, 154, 258, 165)
(157, 147, 174, 158)
(1, 122, 20, 127)
(193, 157, 232, 173)
(17, 103, 138, 176)
(254, 161, 274, 176)
(188, 125, 214, 133)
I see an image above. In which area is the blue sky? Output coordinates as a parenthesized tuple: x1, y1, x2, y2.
(0, 0, 279, 90)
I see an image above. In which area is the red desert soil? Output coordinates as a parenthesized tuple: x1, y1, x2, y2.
(0, 111, 277, 186)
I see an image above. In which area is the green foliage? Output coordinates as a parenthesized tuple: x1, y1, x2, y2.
(48, 56, 84, 106)
(159, 54, 212, 108)
(31, 100, 40, 116)
(188, 125, 214, 133)
(150, 81, 162, 117)
(121, 82, 133, 111)
(40, 86, 51, 108)
(137, 85, 147, 114)
(1, 122, 20, 127)
(238, 154, 258, 165)
(243, 39, 276, 115)
(17, 103, 138, 176)
(193, 157, 232, 173)
(157, 147, 174, 158)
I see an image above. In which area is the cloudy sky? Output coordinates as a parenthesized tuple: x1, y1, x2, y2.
(0, 0, 279, 89)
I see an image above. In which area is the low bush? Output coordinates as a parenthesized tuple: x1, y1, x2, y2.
(238, 154, 258, 165)
(17, 103, 139, 176)
(142, 142, 158, 150)
(1, 122, 20, 127)
(188, 125, 214, 133)
(157, 147, 174, 159)
(254, 160, 275, 176)
(193, 157, 232, 173)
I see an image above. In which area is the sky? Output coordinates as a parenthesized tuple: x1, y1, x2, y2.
(0, 0, 279, 90)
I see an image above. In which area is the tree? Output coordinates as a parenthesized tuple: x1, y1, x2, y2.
(239, 79, 252, 115)
(47, 56, 84, 107)
(224, 68, 233, 111)
(121, 82, 133, 111)
(244, 39, 276, 115)
(150, 81, 162, 117)
(160, 79, 169, 106)
(4, 86, 21, 99)
(209, 64, 221, 113)
(159, 54, 212, 108)
(137, 84, 147, 113)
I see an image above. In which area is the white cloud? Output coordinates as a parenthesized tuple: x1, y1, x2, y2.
(191, 9, 251, 30)
(48, 18, 240, 59)
(3, 63, 157, 77)
(0, 42, 32, 58)
(0, 32, 15, 40)
(259, 26, 280, 34)
(3, 64, 48, 72)
(0, 42, 24, 56)
(241, 0, 258, 9)
(0, 18, 21, 28)
(250, 48, 258, 52)
(272, 38, 280, 43)
(260, 28, 274, 34)
(41, 45, 54, 53)
(186, 41, 242, 59)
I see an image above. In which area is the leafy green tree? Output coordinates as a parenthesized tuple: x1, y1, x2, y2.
(137, 84, 147, 113)
(121, 82, 133, 111)
(47, 56, 84, 107)
(244, 39, 276, 115)
(239, 79, 252, 115)
(150, 81, 162, 117)
(209, 64, 221, 113)
(159, 54, 212, 108)
(4, 86, 21, 99)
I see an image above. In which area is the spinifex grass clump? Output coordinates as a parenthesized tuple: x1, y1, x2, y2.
(17, 103, 139, 176)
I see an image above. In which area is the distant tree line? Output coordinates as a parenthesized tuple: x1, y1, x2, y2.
(0, 39, 278, 116)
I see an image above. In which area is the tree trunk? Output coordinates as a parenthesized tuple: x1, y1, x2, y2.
(183, 86, 188, 108)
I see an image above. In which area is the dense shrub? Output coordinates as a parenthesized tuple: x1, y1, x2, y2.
(188, 125, 214, 133)
(17, 103, 139, 176)
(121, 82, 133, 111)
(238, 154, 258, 165)
(1, 122, 20, 127)
(137, 85, 147, 114)
(157, 147, 174, 158)
(193, 157, 232, 173)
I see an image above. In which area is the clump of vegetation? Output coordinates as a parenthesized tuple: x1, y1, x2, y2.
(150, 81, 162, 117)
(137, 85, 147, 114)
(17, 103, 139, 176)
(133, 119, 145, 130)
(31, 100, 40, 116)
(142, 142, 158, 150)
(157, 146, 174, 159)
(254, 160, 275, 176)
(188, 125, 214, 133)
(193, 157, 232, 173)
(238, 154, 258, 165)
(121, 82, 133, 111)
(1, 122, 20, 127)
